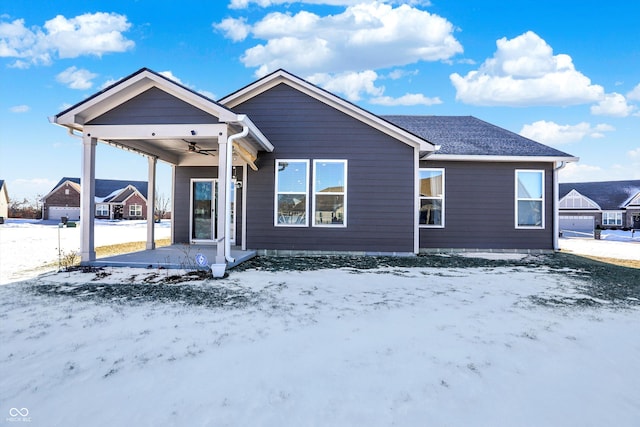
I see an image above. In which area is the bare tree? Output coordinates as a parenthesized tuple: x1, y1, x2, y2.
(9, 195, 43, 219)
(154, 192, 170, 222)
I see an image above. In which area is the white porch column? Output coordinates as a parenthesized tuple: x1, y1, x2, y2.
(80, 135, 97, 262)
(146, 156, 157, 250)
(216, 128, 229, 264)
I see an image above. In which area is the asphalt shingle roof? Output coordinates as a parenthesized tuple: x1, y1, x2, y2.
(559, 180, 640, 210)
(383, 115, 575, 158)
(52, 177, 148, 200)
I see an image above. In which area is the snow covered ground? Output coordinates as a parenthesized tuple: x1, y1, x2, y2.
(1, 220, 639, 426)
(0, 219, 171, 284)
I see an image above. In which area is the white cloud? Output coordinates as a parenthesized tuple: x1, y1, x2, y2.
(370, 92, 441, 106)
(629, 147, 640, 158)
(386, 68, 419, 80)
(558, 162, 604, 183)
(158, 70, 184, 85)
(214, 17, 250, 42)
(217, 2, 461, 76)
(626, 83, 640, 101)
(9, 104, 29, 113)
(519, 120, 614, 145)
(450, 31, 604, 106)
(590, 92, 635, 117)
(307, 70, 383, 101)
(56, 66, 98, 90)
(0, 13, 134, 67)
(228, 0, 429, 9)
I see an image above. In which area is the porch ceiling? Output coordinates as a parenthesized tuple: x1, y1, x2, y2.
(103, 132, 264, 167)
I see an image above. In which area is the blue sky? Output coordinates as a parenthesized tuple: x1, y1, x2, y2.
(1, 0, 639, 202)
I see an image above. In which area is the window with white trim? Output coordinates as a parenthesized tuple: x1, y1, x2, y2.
(129, 204, 142, 217)
(96, 204, 109, 216)
(419, 168, 444, 227)
(516, 170, 544, 228)
(275, 159, 309, 226)
(602, 211, 622, 226)
(313, 160, 347, 226)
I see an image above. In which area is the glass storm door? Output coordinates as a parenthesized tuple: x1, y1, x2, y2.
(190, 179, 236, 243)
(191, 179, 216, 242)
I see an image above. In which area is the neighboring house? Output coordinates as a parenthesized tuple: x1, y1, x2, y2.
(559, 180, 640, 232)
(42, 177, 148, 221)
(0, 180, 8, 220)
(52, 68, 577, 268)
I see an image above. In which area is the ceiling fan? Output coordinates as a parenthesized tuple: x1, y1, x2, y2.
(184, 140, 216, 156)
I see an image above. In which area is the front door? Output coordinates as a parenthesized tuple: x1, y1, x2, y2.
(190, 179, 236, 244)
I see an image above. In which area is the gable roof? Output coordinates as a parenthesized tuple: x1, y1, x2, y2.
(383, 115, 577, 161)
(54, 68, 240, 128)
(559, 180, 640, 210)
(47, 177, 148, 201)
(219, 69, 435, 154)
(52, 68, 273, 163)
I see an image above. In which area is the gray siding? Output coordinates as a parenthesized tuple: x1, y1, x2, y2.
(173, 166, 244, 245)
(88, 87, 219, 125)
(419, 161, 555, 250)
(236, 83, 416, 253)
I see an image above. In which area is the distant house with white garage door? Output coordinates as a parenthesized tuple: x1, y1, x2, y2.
(559, 180, 640, 232)
(42, 177, 148, 221)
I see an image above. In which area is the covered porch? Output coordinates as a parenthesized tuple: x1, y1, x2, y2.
(52, 68, 273, 276)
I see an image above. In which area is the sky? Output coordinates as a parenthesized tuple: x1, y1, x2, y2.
(1, 0, 639, 202)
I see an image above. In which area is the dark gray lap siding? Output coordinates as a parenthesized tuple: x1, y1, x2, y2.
(236, 83, 416, 253)
(419, 161, 554, 250)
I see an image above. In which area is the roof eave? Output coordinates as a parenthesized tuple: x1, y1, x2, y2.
(423, 154, 580, 163)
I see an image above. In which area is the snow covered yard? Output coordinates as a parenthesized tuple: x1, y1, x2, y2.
(1, 258, 639, 426)
(0, 219, 172, 284)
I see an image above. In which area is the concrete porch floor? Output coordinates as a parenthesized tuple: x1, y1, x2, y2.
(85, 244, 257, 270)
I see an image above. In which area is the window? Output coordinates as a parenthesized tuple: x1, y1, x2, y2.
(313, 160, 347, 226)
(516, 170, 544, 228)
(602, 211, 622, 226)
(275, 160, 309, 226)
(129, 204, 142, 217)
(96, 204, 109, 216)
(419, 168, 444, 227)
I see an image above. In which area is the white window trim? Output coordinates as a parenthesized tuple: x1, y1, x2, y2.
(96, 204, 109, 216)
(312, 159, 348, 228)
(419, 168, 445, 228)
(515, 169, 545, 229)
(274, 159, 309, 227)
(129, 204, 142, 217)
(602, 211, 623, 226)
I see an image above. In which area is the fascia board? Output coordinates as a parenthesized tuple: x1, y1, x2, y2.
(56, 70, 238, 128)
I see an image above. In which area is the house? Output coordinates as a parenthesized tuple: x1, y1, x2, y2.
(51, 67, 577, 272)
(0, 180, 8, 221)
(42, 177, 148, 221)
(559, 180, 640, 232)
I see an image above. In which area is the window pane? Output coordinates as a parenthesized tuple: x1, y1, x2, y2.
(517, 200, 542, 226)
(517, 171, 543, 199)
(315, 162, 345, 193)
(315, 195, 344, 224)
(277, 194, 306, 224)
(420, 199, 442, 225)
(277, 161, 307, 193)
(419, 170, 443, 197)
